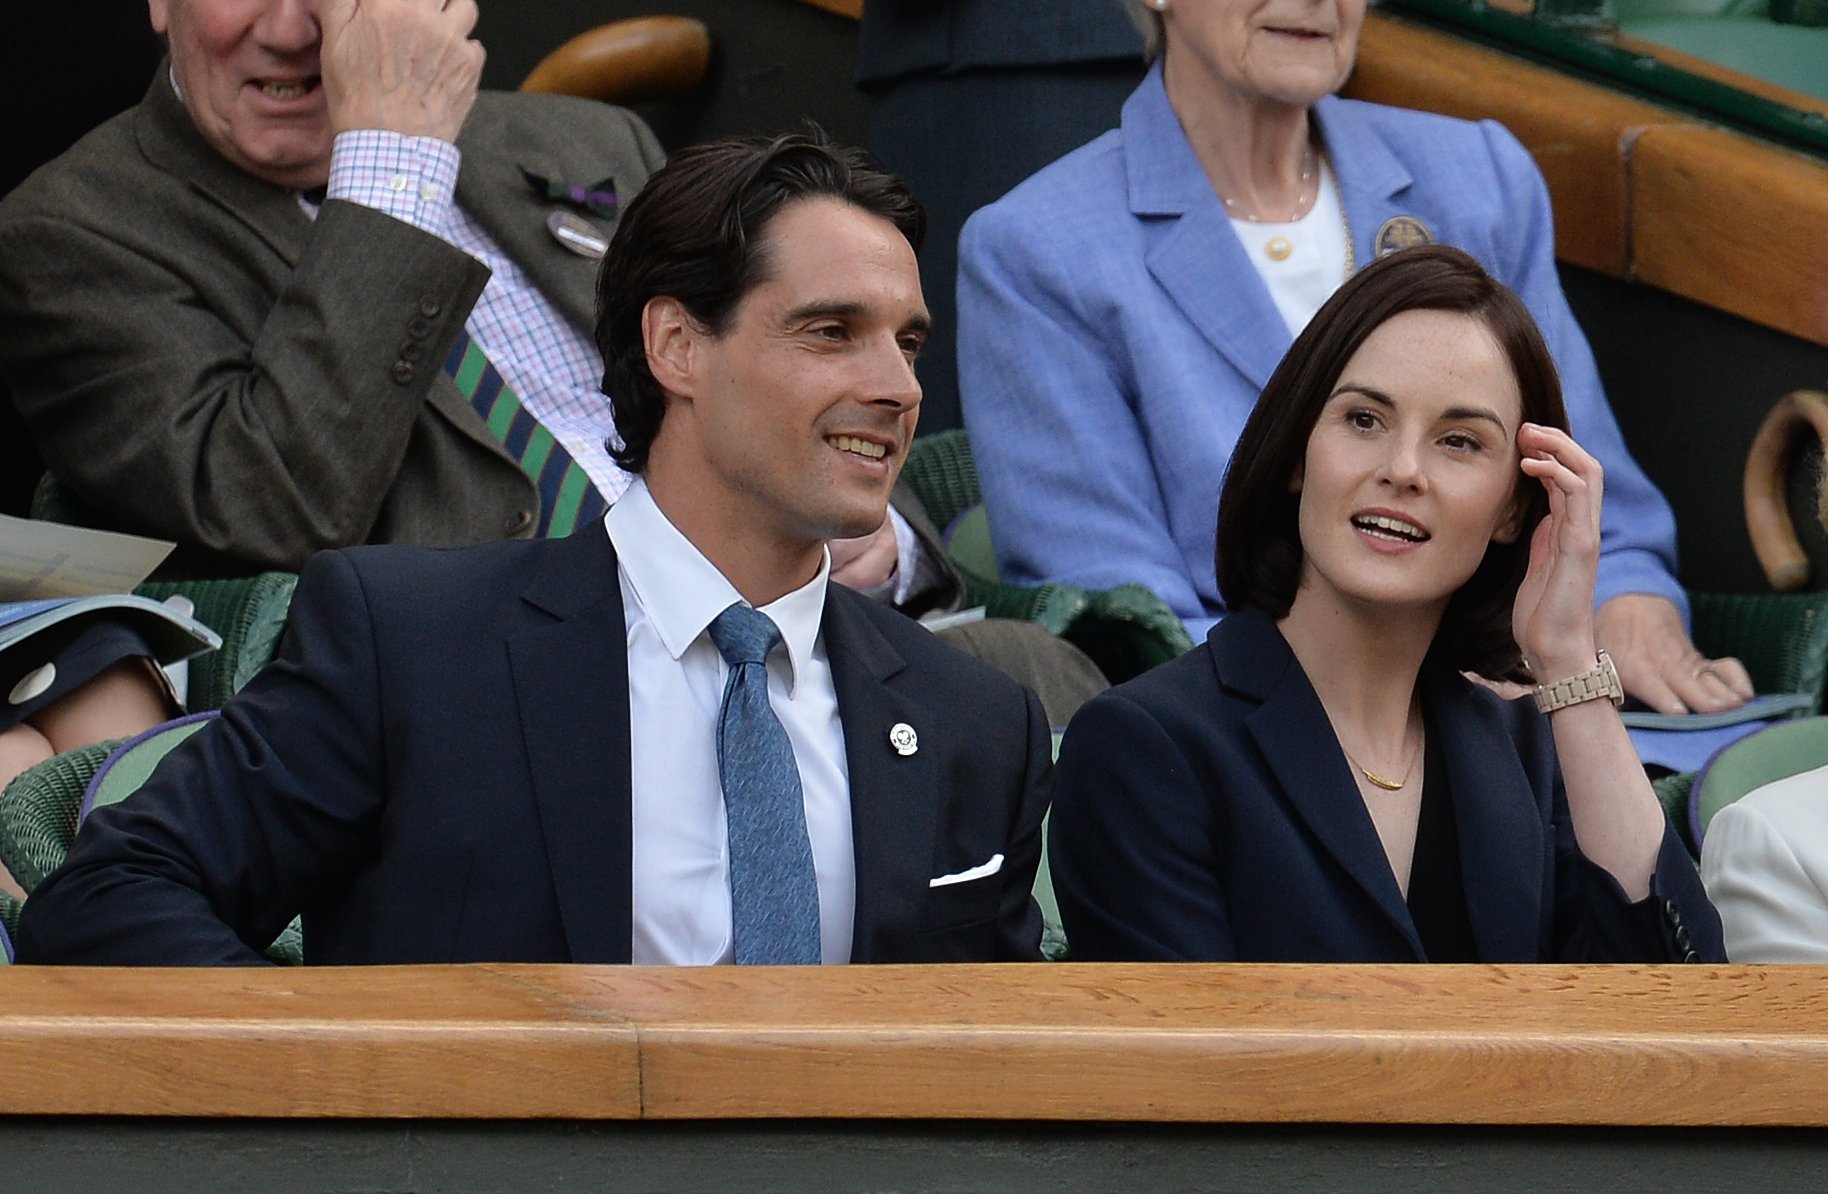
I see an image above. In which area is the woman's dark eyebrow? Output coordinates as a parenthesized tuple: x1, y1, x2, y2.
(1328, 386, 1509, 431)
(1441, 404, 1510, 431)
(1327, 384, 1393, 408)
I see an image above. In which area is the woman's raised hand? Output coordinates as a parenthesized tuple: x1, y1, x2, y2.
(1512, 423, 1604, 684)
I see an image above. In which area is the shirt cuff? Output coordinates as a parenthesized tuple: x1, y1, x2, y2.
(326, 130, 462, 237)
(1593, 548, 1690, 627)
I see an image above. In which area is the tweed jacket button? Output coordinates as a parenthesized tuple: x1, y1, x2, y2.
(418, 299, 442, 318)
(391, 361, 415, 385)
(399, 340, 423, 363)
(504, 509, 534, 535)
(408, 316, 431, 338)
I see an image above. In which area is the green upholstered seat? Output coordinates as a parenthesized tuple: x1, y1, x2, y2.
(0, 719, 303, 964)
(1693, 716, 1828, 845)
(901, 430, 1194, 683)
(135, 573, 297, 710)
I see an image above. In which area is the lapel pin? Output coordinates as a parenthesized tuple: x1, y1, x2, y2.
(889, 722, 918, 757)
(1373, 215, 1432, 259)
(546, 210, 608, 260)
(9, 662, 56, 706)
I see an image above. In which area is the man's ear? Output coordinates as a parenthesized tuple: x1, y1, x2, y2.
(642, 296, 701, 399)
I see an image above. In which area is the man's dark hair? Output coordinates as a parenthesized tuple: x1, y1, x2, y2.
(596, 129, 926, 473)
(1214, 244, 1570, 683)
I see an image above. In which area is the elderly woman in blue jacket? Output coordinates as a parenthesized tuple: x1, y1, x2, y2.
(958, 0, 1748, 716)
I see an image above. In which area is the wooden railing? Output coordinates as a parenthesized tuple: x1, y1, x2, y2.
(1345, 13, 1828, 349)
(3, 963, 1827, 1124)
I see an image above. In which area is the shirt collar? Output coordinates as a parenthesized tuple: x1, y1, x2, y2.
(606, 478, 828, 694)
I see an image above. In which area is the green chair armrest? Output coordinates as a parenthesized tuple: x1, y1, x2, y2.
(136, 573, 297, 710)
(1688, 589, 1828, 712)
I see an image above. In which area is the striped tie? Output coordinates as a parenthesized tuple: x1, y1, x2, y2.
(443, 332, 609, 537)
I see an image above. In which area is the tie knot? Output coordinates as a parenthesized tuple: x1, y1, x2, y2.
(709, 603, 783, 667)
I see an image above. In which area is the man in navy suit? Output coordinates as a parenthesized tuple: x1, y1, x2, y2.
(16, 132, 1052, 967)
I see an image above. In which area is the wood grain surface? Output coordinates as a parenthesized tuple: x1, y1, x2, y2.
(1345, 15, 1669, 278)
(3, 964, 1826, 1125)
(1630, 124, 1828, 348)
(1347, 13, 1828, 349)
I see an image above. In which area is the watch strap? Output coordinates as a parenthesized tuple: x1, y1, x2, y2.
(1533, 649, 1625, 714)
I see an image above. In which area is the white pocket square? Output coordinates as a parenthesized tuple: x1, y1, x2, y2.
(929, 853, 1004, 888)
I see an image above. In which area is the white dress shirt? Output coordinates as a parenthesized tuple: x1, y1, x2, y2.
(1233, 161, 1351, 339)
(607, 479, 856, 964)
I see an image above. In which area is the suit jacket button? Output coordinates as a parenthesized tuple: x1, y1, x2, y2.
(391, 361, 415, 385)
(1683, 949, 1700, 963)
(1674, 925, 1691, 951)
(408, 316, 432, 338)
(504, 509, 533, 535)
(419, 299, 442, 318)
(1664, 899, 1681, 923)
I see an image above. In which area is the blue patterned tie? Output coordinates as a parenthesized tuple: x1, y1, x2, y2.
(707, 604, 822, 965)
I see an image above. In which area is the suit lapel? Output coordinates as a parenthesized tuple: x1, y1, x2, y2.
(820, 591, 935, 962)
(455, 100, 607, 337)
(1218, 612, 1423, 955)
(1126, 67, 1290, 394)
(134, 64, 315, 268)
(1314, 96, 1418, 271)
(1424, 673, 1546, 961)
(507, 523, 634, 963)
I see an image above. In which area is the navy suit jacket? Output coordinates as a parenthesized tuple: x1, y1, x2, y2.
(1049, 609, 1723, 963)
(17, 527, 1051, 965)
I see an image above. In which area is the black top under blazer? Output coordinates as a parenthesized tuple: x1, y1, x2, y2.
(1049, 608, 1724, 963)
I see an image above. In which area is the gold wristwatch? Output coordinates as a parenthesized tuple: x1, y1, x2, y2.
(1533, 649, 1625, 714)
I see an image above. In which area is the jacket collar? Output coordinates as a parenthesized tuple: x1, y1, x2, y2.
(454, 97, 603, 336)
(134, 62, 316, 266)
(1211, 608, 1543, 960)
(507, 521, 635, 963)
(135, 68, 602, 337)
(820, 589, 937, 963)
(1124, 65, 1418, 392)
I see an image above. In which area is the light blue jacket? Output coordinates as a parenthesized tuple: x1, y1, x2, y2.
(958, 65, 1684, 641)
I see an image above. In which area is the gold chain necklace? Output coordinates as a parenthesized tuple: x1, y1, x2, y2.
(1342, 733, 1422, 792)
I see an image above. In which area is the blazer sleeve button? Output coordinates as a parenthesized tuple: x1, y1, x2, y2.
(1664, 899, 1681, 923)
(1683, 949, 1700, 963)
(408, 316, 431, 338)
(504, 509, 534, 535)
(419, 299, 442, 318)
(391, 361, 415, 385)
(1675, 925, 1691, 951)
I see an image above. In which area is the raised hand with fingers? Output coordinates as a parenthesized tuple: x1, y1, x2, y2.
(1511, 421, 1604, 687)
(321, 0, 486, 143)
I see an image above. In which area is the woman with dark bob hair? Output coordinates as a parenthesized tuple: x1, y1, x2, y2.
(1049, 246, 1724, 963)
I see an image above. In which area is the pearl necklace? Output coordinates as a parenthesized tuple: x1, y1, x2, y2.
(1218, 143, 1318, 225)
